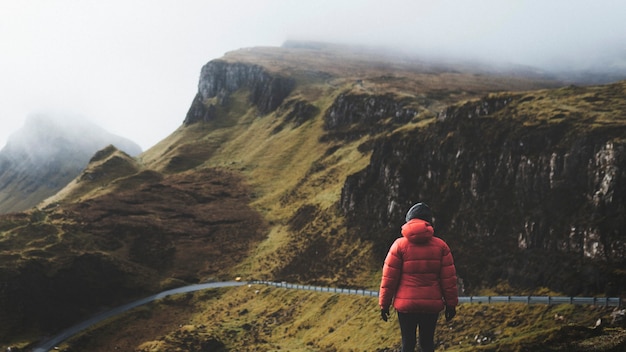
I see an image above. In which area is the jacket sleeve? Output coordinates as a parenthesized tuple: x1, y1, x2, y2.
(440, 243, 459, 307)
(379, 239, 403, 310)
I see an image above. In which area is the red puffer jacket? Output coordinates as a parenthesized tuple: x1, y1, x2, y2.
(379, 218, 458, 313)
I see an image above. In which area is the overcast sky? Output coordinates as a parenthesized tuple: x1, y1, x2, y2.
(1, 0, 625, 151)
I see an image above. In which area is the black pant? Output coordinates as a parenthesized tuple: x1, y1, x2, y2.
(397, 311, 439, 352)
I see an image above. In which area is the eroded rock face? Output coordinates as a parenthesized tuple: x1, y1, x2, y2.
(323, 92, 417, 139)
(324, 93, 416, 129)
(184, 60, 295, 125)
(341, 93, 626, 295)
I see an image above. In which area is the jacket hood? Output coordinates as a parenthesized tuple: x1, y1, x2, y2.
(401, 218, 434, 244)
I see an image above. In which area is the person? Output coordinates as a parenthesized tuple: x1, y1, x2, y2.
(379, 202, 458, 352)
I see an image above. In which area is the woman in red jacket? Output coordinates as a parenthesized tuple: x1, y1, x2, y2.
(379, 203, 458, 352)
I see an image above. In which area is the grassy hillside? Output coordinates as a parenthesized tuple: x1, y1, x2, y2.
(1, 44, 625, 350)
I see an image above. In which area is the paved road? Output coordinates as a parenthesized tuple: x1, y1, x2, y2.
(31, 281, 246, 352)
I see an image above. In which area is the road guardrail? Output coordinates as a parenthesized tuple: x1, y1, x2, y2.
(252, 280, 622, 307)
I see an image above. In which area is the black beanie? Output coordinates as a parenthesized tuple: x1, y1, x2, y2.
(405, 203, 433, 224)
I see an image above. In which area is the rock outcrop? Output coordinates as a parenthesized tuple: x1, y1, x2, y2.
(184, 60, 295, 125)
(323, 93, 417, 139)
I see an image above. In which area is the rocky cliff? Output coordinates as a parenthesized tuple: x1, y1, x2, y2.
(323, 92, 418, 139)
(341, 82, 626, 295)
(184, 60, 295, 125)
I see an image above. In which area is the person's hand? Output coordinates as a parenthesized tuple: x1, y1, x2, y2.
(445, 306, 456, 321)
(381, 308, 389, 322)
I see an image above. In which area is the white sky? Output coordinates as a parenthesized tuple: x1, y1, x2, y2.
(1, 0, 625, 151)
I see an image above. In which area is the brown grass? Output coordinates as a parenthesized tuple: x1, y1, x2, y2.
(59, 285, 625, 352)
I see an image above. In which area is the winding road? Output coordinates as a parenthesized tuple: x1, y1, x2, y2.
(32, 281, 246, 352)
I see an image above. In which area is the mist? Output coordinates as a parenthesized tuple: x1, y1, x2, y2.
(1, 0, 625, 151)
(3, 112, 142, 161)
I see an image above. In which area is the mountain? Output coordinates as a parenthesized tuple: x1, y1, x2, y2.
(0, 114, 142, 214)
(1, 43, 625, 350)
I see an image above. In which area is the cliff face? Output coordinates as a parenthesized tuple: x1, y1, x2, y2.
(341, 83, 626, 295)
(323, 92, 418, 139)
(184, 60, 295, 125)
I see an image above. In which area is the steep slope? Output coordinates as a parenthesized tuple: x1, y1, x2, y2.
(0, 114, 142, 214)
(1, 43, 625, 350)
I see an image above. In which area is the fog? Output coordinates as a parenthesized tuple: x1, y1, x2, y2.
(1, 0, 625, 151)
